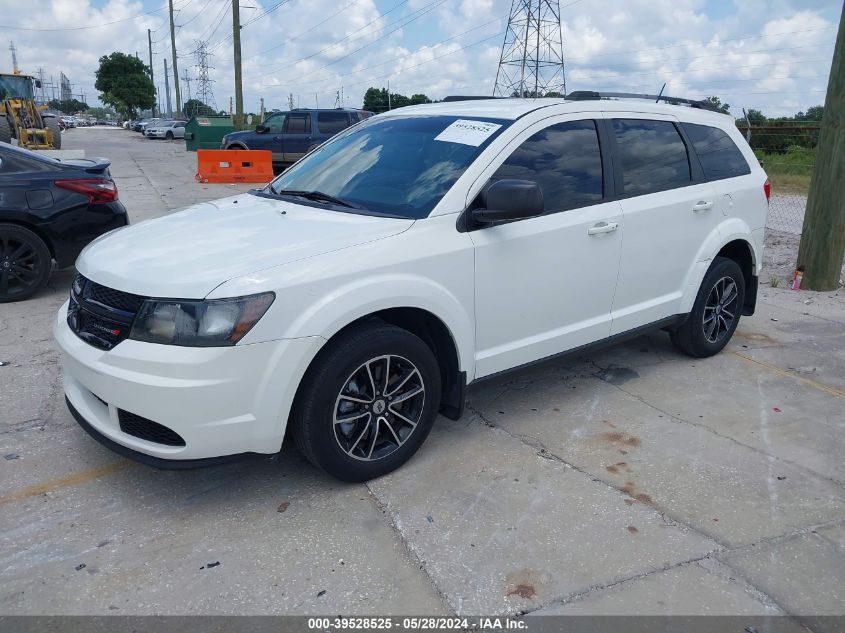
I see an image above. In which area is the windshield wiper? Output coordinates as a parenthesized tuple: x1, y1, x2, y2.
(271, 188, 364, 210)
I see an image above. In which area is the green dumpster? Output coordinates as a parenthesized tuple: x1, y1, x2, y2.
(184, 116, 235, 151)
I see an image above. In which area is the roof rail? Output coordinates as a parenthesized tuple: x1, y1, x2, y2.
(442, 95, 500, 102)
(565, 91, 721, 113)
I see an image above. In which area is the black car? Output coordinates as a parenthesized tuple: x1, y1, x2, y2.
(0, 143, 128, 302)
(221, 108, 373, 167)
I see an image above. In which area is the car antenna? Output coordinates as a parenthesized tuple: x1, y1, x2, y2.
(656, 83, 666, 103)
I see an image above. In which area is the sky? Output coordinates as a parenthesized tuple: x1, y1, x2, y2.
(0, 0, 840, 118)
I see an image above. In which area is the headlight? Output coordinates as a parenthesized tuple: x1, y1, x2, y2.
(129, 292, 274, 347)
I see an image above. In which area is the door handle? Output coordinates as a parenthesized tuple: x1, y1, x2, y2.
(692, 200, 714, 213)
(587, 221, 619, 235)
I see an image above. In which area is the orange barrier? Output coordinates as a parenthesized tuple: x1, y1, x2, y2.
(195, 149, 274, 184)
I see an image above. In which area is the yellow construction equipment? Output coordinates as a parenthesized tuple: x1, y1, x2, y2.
(0, 72, 61, 149)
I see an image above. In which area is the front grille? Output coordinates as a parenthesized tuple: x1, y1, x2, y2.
(68, 273, 146, 350)
(86, 281, 145, 313)
(118, 409, 186, 447)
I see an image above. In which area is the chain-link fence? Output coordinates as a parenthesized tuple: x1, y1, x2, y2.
(738, 122, 820, 235)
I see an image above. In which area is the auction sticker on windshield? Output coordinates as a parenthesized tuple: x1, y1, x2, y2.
(434, 119, 502, 146)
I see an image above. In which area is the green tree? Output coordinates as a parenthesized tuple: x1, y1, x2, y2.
(183, 98, 216, 118)
(794, 105, 824, 122)
(48, 98, 89, 114)
(85, 106, 117, 120)
(94, 52, 155, 119)
(703, 95, 731, 114)
(362, 87, 431, 112)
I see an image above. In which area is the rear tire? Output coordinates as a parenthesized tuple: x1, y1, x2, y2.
(0, 223, 52, 303)
(43, 116, 62, 149)
(670, 256, 745, 358)
(291, 321, 441, 482)
(0, 116, 12, 144)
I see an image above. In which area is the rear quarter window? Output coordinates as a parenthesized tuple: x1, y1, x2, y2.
(317, 112, 352, 135)
(682, 122, 751, 181)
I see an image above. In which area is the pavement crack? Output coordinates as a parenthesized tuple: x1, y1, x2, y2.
(466, 414, 726, 548)
(520, 553, 715, 616)
(363, 484, 456, 616)
(596, 375, 845, 487)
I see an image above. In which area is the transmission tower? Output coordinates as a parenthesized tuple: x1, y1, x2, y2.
(493, 0, 566, 98)
(194, 41, 217, 114)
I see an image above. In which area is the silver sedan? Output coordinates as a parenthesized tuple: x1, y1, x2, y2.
(145, 120, 187, 140)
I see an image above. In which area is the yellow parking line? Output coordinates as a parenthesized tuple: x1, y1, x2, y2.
(0, 460, 131, 507)
(730, 351, 845, 399)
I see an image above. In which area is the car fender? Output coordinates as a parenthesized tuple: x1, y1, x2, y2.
(288, 273, 473, 374)
(222, 272, 475, 447)
(679, 218, 758, 313)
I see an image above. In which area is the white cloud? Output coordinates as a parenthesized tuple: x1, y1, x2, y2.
(0, 0, 838, 117)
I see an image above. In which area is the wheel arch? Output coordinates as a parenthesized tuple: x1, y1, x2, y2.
(296, 306, 466, 422)
(0, 218, 56, 259)
(680, 221, 759, 315)
(715, 238, 757, 316)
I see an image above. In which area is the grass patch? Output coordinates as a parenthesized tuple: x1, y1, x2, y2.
(754, 147, 815, 196)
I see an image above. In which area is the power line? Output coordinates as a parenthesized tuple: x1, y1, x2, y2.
(177, 0, 220, 28)
(567, 26, 838, 62)
(273, 17, 503, 90)
(263, 29, 504, 95)
(567, 41, 835, 72)
(259, 0, 443, 75)
(249, 0, 392, 59)
(0, 0, 191, 31)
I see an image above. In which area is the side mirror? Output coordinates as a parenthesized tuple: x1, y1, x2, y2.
(35, 79, 42, 88)
(472, 179, 544, 224)
(255, 124, 269, 134)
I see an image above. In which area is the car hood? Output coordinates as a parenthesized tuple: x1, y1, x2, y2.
(76, 193, 415, 298)
(224, 130, 255, 142)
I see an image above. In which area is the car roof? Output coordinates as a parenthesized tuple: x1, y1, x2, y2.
(377, 97, 733, 125)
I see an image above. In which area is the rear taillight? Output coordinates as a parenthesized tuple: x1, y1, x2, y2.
(763, 179, 771, 204)
(55, 178, 118, 204)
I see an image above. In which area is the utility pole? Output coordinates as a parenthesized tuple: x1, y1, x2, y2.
(232, 0, 244, 127)
(163, 59, 172, 118)
(147, 29, 156, 117)
(168, 0, 181, 115)
(796, 1, 845, 290)
(9, 41, 18, 73)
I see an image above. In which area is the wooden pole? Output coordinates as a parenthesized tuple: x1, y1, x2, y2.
(168, 0, 181, 115)
(796, 1, 845, 290)
(232, 0, 244, 128)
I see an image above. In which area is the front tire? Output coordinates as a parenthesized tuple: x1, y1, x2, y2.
(0, 224, 52, 303)
(165, 131, 174, 140)
(43, 116, 62, 149)
(670, 256, 745, 358)
(291, 322, 442, 482)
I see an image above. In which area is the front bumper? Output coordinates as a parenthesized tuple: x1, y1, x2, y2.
(55, 301, 324, 463)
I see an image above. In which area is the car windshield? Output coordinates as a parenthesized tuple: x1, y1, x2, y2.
(266, 115, 510, 219)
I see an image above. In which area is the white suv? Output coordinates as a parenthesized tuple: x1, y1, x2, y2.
(55, 94, 769, 481)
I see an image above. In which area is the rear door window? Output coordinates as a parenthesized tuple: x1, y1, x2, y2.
(491, 119, 604, 213)
(318, 112, 351, 134)
(285, 113, 311, 134)
(681, 122, 751, 181)
(612, 119, 691, 196)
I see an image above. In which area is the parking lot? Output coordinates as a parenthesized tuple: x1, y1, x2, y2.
(1, 128, 844, 624)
